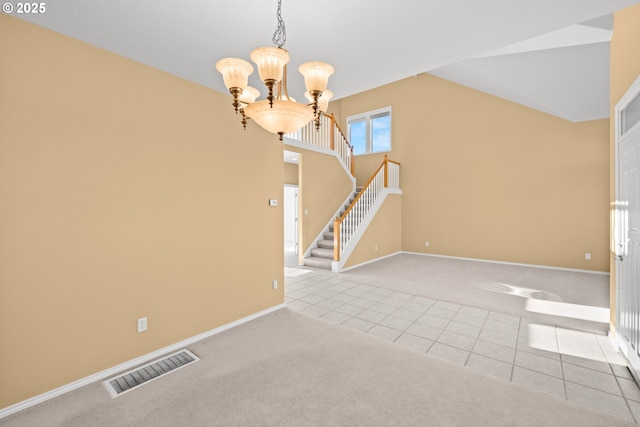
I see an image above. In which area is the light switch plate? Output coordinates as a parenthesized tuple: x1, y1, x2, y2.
(269, 199, 277, 207)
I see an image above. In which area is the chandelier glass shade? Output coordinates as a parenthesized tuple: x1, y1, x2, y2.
(215, 58, 254, 93)
(215, 0, 334, 140)
(244, 99, 314, 135)
(250, 47, 289, 82)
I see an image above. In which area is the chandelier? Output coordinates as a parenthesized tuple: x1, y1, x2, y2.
(215, 0, 334, 140)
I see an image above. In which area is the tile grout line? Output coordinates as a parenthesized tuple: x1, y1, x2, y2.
(388, 295, 439, 348)
(605, 371, 638, 424)
(593, 332, 639, 423)
(427, 303, 460, 357)
(285, 269, 640, 423)
(465, 310, 491, 367)
(555, 324, 569, 401)
(508, 315, 522, 383)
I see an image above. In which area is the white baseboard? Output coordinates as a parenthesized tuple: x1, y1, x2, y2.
(0, 303, 286, 420)
(339, 251, 403, 272)
(402, 252, 610, 276)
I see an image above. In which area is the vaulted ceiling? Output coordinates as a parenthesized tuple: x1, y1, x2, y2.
(15, 0, 640, 122)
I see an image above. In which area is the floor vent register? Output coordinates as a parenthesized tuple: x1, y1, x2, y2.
(104, 349, 199, 397)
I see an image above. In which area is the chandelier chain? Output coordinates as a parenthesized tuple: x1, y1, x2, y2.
(272, 0, 287, 48)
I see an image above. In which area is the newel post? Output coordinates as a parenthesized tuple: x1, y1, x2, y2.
(333, 217, 340, 261)
(383, 154, 389, 188)
(350, 146, 355, 175)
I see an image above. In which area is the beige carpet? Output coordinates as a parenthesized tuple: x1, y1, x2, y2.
(1, 308, 633, 427)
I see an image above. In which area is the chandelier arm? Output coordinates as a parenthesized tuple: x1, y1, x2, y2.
(272, 0, 287, 48)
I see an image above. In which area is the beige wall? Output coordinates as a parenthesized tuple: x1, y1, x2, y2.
(284, 162, 299, 185)
(339, 73, 610, 272)
(344, 194, 402, 268)
(283, 146, 353, 254)
(0, 15, 284, 408)
(609, 4, 640, 330)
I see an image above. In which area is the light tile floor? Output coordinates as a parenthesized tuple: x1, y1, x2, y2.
(284, 266, 640, 424)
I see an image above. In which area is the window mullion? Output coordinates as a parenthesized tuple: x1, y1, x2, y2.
(366, 114, 372, 153)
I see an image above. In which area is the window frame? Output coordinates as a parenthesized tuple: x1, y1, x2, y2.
(347, 107, 392, 156)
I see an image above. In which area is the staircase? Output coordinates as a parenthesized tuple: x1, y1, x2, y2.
(303, 187, 363, 269)
(286, 117, 401, 272)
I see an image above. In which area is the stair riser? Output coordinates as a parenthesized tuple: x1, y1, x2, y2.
(302, 187, 367, 270)
(317, 240, 334, 249)
(303, 257, 333, 270)
(310, 248, 334, 259)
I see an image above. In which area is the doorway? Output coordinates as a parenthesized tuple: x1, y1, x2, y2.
(284, 185, 299, 267)
(616, 75, 640, 379)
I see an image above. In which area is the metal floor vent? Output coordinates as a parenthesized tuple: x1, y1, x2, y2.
(104, 349, 199, 397)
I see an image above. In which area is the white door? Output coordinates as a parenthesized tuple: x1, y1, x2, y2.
(284, 185, 299, 253)
(616, 75, 640, 377)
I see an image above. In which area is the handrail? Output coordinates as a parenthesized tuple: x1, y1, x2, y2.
(338, 163, 385, 223)
(285, 113, 355, 176)
(333, 155, 400, 261)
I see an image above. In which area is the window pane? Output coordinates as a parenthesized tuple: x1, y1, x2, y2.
(371, 113, 391, 152)
(622, 92, 640, 135)
(349, 120, 367, 155)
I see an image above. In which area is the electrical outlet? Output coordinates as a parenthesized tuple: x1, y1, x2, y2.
(272, 280, 278, 290)
(137, 317, 148, 333)
(425, 241, 430, 247)
(585, 253, 591, 260)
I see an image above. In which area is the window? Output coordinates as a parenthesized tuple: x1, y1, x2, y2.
(621, 91, 640, 136)
(347, 107, 391, 155)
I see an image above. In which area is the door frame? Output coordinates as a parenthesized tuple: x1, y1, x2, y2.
(615, 74, 640, 379)
(284, 184, 299, 255)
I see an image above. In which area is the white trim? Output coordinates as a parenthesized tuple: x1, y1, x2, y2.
(346, 106, 392, 156)
(338, 251, 403, 272)
(332, 188, 389, 272)
(331, 189, 402, 272)
(283, 138, 355, 180)
(0, 304, 286, 419)
(614, 74, 640, 385)
(283, 137, 334, 157)
(302, 184, 356, 258)
(401, 252, 610, 275)
(616, 75, 640, 140)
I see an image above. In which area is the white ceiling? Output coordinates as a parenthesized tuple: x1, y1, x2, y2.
(14, 0, 640, 122)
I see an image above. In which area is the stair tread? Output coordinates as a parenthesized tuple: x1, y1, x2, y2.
(307, 185, 378, 271)
(304, 256, 333, 270)
(310, 248, 334, 259)
(317, 240, 334, 249)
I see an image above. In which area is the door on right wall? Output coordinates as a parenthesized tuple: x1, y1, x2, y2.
(616, 75, 640, 379)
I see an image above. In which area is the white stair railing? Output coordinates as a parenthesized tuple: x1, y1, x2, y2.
(386, 159, 400, 189)
(286, 113, 354, 176)
(333, 155, 400, 261)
